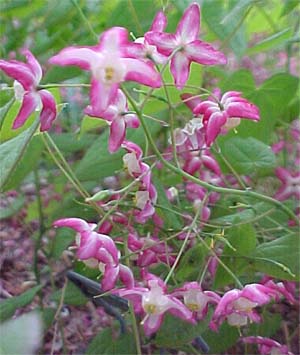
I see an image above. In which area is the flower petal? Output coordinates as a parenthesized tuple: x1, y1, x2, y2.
(123, 58, 162, 88)
(145, 32, 178, 56)
(98, 27, 128, 54)
(0, 60, 35, 90)
(150, 11, 167, 32)
(49, 47, 100, 70)
(53, 218, 91, 233)
(90, 78, 118, 114)
(109, 118, 126, 153)
(39, 90, 57, 131)
(205, 111, 227, 146)
(170, 52, 191, 89)
(22, 49, 42, 84)
(101, 265, 120, 291)
(144, 314, 164, 336)
(176, 3, 200, 43)
(186, 40, 227, 66)
(12, 92, 37, 129)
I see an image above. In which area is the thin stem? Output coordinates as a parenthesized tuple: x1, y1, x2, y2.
(123, 88, 299, 224)
(164, 201, 203, 284)
(70, 0, 98, 41)
(39, 83, 90, 89)
(196, 234, 243, 288)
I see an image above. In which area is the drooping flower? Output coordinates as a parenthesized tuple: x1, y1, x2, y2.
(193, 91, 260, 146)
(210, 283, 279, 331)
(128, 231, 175, 267)
(49, 27, 162, 114)
(172, 282, 220, 320)
(242, 336, 294, 355)
(134, 183, 157, 224)
(53, 218, 134, 291)
(145, 3, 227, 89)
(115, 273, 195, 336)
(0, 49, 56, 130)
(85, 89, 139, 153)
(274, 167, 300, 201)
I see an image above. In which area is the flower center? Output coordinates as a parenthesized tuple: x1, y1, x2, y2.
(186, 303, 200, 312)
(144, 304, 157, 314)
(105, 67, 115, 82)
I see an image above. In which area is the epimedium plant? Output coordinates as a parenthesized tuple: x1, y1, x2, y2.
(0, 0, 299, 354)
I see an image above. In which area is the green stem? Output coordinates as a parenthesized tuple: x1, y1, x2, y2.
(164, 201, 203, 284)
(70, 0, 98, 41)
(123, 88, 299, 224)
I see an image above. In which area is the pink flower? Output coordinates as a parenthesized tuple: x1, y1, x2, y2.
(128, 231, 175, 267)
(145, 3, 227, 89)
(274, 167, 300, 201)
(49, 27, 162, 114)
(134, 183, 157, 224)
(210, 283, 278, 330)
(172, 282, 220, 320)
(122, 140, 151, 189)
(193, 91, 260, 146)
(116, 273, 195, 336)
(53, 218, 134, 291)
(85, 89, 139, 153)
(0, 49, 56, 131)
(242, 336, 294, 355)
(125, 11, 168, 65)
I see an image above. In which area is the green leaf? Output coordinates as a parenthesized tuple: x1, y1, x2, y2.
(50, 133, 97, 154)
(201, 322, 240, 354)
(214, 223, 257, 287)
(0, 195, 25, 220)
(251, 233, 299, 280)
(86, 327, 136, 355)
(202, 0, 247, 57)
(0, 120, 39, 190)
(280, 0, 300, 17)
(50, 227, 75, 260)
(0, 285, 42, 322)
(247, 28, 293, 54)
(222, 137, 276, 175)
(221, 69, 256, 95)
(154, 313, 210, 348)
(152, 176, 183, 230)
(2, 135, 43, 191)
(176, 244, 208, 282)
(75, 117, 162, 181)
(0, 312, 42, 355)
(0, 97, 14, 129)
(50, 281, 87, 306)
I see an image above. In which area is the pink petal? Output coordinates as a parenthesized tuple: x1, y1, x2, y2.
(12, 92, 37, 129)
(90, 78, 118, 114)
(22, 49, 42, 84)
(39, 90, 57, 131)
(98, 27, 128, 54)
(123, 58, 162, 88)
(226, 101, 260, 120)
(150, 11, 167, 32)
(144, 314, 164, 336)
(119, 264, 135, 288)
(101, 265, 120, 291)
(124, 42, 145, 59)
(49, 46, 100, 70)
(53, 218, 91, 233)
(109, 118, 126, 153)
(186, 40, 227, 65)
(168, 297, 194, 322)
(0, 59, 35, 90)
(125, 114, 140, 128)
(170, 52, 191, 89)
(205, 111, 227, 146)
(145, 32, 178, 56)
(275, 167, 290, 183)
(176, 3, 200, 43)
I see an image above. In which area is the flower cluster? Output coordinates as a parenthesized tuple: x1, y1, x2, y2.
(2, 1, 297, 353)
